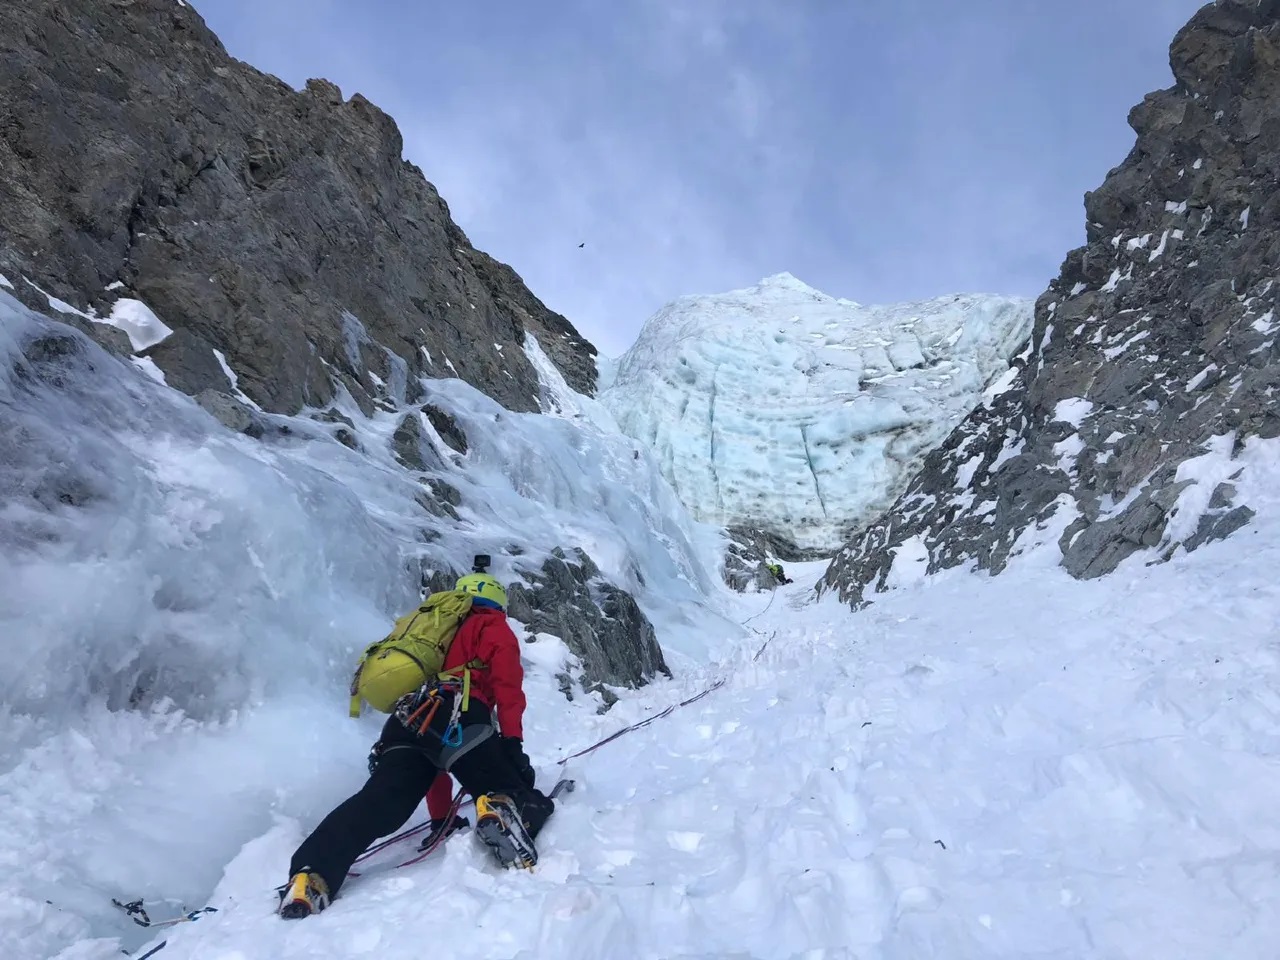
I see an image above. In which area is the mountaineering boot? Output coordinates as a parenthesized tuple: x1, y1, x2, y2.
(418, 814, 470, 850)
(278, 869, 330, 919)
(474, 793, 538, 869)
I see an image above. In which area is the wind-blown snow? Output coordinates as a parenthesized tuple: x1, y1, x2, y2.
(602, 274, 1033, 553)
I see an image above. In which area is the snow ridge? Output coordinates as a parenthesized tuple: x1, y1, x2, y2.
(602, 274, 1033, 554)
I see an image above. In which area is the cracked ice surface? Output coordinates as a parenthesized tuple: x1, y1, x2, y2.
(602, 274, 1033, 552)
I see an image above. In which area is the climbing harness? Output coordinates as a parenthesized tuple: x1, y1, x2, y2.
(396, 678, 466, 746)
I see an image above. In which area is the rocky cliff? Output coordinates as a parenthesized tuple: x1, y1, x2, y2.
(0, 0, 596, 417)
(824, 0, 1280, 605)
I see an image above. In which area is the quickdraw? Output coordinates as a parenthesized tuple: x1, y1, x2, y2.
(398, 678, 467, 743)
(111, 898, 218, 929)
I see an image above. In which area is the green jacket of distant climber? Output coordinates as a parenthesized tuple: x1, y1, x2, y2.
(767, 563, 792, 584)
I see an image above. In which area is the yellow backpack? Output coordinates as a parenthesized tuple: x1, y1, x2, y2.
(348, 590, 477, 717)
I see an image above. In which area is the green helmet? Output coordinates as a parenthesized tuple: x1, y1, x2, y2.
(455, 572, 508, 611)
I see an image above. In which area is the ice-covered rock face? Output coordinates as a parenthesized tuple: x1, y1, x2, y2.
(602, 274, 1033, 556)
(0, 293, 731, 741)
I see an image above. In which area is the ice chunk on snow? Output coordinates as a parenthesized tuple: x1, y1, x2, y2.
(104, 298, 174, 352)
(0, 273, 11, 290)
(602, 274, 1032, 552)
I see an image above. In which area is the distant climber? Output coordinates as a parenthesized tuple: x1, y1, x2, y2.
(278, 557, 554, 918)
(767, 562, 793, 585)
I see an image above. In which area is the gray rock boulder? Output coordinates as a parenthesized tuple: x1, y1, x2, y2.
(721, 525, 787, 592)
(391, 412, 446, 473)
(0, 0, 596, 416)
(422, 404, 469, 455)
(824, 0, 1280, 606)
(506, 548, 670, 701)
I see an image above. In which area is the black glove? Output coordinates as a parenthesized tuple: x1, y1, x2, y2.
(501, 736, 536, 789)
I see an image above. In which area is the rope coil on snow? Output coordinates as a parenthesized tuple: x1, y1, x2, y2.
(741, 583, 778, 626)
(751, 630, 778, 662)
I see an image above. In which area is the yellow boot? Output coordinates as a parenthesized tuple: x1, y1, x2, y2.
(278, 869, 330, 919)
(474, 793, 538, 869)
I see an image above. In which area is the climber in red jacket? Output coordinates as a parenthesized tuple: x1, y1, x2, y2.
(420, 601, 530, 829)
(279, 573, 553, 918)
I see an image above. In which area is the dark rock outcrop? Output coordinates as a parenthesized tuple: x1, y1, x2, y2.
(506, 548, 670, 700)
(0, 0, 596, 416)
(721, 525, 787, 592)
(422, 404, 468, 455)
(391, 411, 446, 473)
(824, 0, 1280, 606)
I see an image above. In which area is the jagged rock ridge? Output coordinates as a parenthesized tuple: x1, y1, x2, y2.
(0, 0, 596, 418)
(823, 0, 1280, 606)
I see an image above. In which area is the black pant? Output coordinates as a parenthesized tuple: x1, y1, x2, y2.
(290, 699, 553, 894)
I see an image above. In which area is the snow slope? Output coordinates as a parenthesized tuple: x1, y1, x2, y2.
(601, 274, 1033, 554)
(60, 440, 1280, 960)
(9, 288, 1280, 959)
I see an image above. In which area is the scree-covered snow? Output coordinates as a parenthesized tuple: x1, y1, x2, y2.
(601, 274, 1033, 554)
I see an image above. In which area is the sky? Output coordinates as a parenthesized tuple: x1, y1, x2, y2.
(193, 0, 1207, 357)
